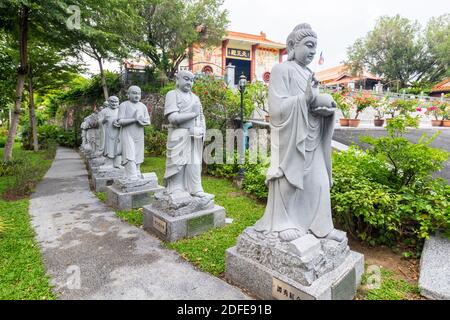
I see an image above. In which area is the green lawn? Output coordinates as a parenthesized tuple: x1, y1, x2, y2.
(357, 266, 421, 300)
(0, 146, 56, 300)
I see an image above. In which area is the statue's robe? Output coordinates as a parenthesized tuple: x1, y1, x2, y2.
(100, 107, 120, 159)
(254, 61, 335, 238)
(164, 89, 206, 194)
(118, 101, 150, 165)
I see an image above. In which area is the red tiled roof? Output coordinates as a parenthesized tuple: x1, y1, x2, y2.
(315, 65, 380, 84)
(431, 78, 450, 93)
(227, 31, 285, 48)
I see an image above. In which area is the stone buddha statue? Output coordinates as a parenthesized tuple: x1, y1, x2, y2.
(253, 23, 345, 243)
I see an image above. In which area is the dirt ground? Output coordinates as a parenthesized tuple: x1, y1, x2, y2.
(349, 237, 425, 300)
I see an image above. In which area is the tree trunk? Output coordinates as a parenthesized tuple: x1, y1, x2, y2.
(28, 66, 38, 151)
(98, 58, 109, 100)
(3, 5, 28, 162)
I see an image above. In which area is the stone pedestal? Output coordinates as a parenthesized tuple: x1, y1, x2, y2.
(143, 191, 225, 242)
(91, 168, 124, 192)
(225, 227, 364, 300)
(106, 173, 163, 211)
(87, 156, 105, 173)
(143, 204, 225, 242)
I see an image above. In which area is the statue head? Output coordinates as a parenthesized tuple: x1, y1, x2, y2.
(128, 86, 142, 103)
(108, 96, 120, 109)
(286, 23, 317, 67)
(102, 100, 109, 109)
(176, 70, 195, 93)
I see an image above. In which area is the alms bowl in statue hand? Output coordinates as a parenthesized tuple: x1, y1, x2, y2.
(311, 93, 336, 117)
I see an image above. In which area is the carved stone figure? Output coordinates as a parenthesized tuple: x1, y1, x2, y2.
(114, 86, 150, 179)
(253, 23, 343, 243)
(163, 70, 214, 205)
(99, 96, 122, 169)
(225, 24, 364, 301)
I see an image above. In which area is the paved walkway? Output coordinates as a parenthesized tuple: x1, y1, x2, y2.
(29, 148, 248, 300)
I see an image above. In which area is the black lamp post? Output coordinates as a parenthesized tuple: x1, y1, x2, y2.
(238, 74, 247, 180)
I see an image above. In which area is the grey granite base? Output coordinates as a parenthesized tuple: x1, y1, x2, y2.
(226, 246, 364, 300)
(419, 235, 450, 300)
(143, 205, 226, 242)
(106, 173, 164, 211)
(92, 168, 124, 192)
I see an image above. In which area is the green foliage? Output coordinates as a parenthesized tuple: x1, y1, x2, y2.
(425, 14, 450, 78)
(0, 216, 7, 236)
(2, 146, 57, 199)
(136, 0, 229, 79)
(331, 127, 450, 249)
(144, 126, 167, 157)
(346, 14, 447, 87)
(332, 91, 352, 118)
(242, 161, 269, 200)
(0, 146, 55, 299)
(22, 124, 76, 149)
(193, 75, 255, 131)
(358, 267, 421, 300)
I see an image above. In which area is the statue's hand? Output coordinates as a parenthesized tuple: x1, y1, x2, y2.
(191, 102, 201, 117)
(189, 126, 204, 137)
(311, 93, 336, 117)
(305, 75, 319, 106)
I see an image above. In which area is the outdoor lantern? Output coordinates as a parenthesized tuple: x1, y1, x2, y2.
(239, 74, 247, 93)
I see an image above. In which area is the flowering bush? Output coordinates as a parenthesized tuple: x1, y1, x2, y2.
(426, 105, 442, 120)
(332, 92, 352, 118)
(438, 102, 450, 120)
(352, 93, 378, 119)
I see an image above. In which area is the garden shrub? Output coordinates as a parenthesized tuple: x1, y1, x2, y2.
(331, 121, 450, 250)
(2, 147, 57, 200)
(22, 124, 76, 149)
(144, 126, 167, 157)
(242, 160, 269, 200)
(0, 136, 6, 148)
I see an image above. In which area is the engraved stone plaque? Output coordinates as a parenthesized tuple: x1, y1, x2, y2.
(272, 278, 314, 300)
(153, 216, 167, 235)
(187, 213, 214, 237)
(331, 268, 356, 300)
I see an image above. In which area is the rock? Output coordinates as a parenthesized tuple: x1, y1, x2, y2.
(419, 235, 450, 300)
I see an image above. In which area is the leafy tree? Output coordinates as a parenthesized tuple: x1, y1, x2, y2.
(346, 15, 445, 89)
(425, 13, 450, 80)
(69, 0, 143, 99)
(137, 0, 228, 80)
(0, 0, 81, 160)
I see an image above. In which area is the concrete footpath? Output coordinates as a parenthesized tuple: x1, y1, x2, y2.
(29, 147, 248, 300)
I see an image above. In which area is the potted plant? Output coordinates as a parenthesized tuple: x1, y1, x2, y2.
(373, 96, 387, 127)
(350, 93, 376, 127)
(441, 102, 450, 127)
(332, 91, 351, 126)
(426, 105, 443, 126)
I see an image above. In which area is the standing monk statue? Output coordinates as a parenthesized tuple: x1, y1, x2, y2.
(114, 86, 150, 179)
(254, 23, 344, 243)
(100, 96, 122, 169)
(163, 70, 213, 203)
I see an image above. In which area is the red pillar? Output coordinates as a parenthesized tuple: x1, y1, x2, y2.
(221, 40, 229, 76)
(279, 48, 287, 63)
(251, 44, 259, 82)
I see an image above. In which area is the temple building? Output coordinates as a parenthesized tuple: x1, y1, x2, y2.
(180, 31, 286, 85)
(430, 78, 450, 97)
(315, 64, 381, 91)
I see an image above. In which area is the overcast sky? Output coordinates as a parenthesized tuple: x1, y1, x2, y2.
(88, 0, 449, 75)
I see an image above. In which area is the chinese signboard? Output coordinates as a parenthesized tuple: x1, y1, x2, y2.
(227, 48, 251, 60)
